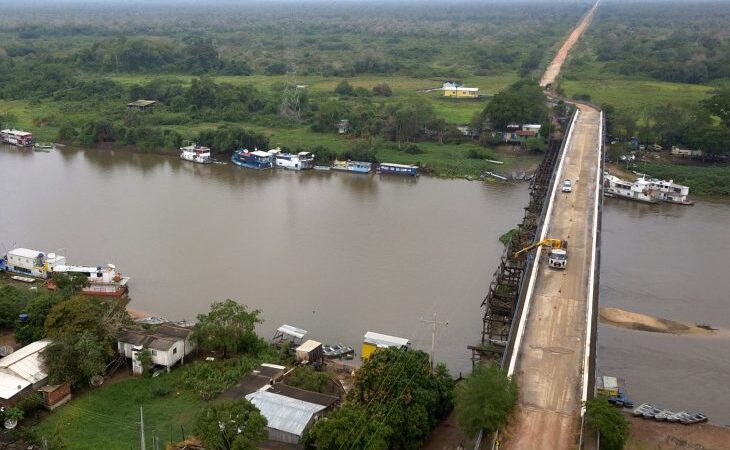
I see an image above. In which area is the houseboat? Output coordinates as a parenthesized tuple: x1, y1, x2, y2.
(1, 248, 67, 278)
(603, 173, 693, 205)
(378, 163, 419, 177)
(231, 148, 273, 170)
(1, 129, 33, 147)
(267, 148, 315, 170)
(180, 145, 212, 164)
(331, 159, 372, 174)
(48, 263, 130, 297)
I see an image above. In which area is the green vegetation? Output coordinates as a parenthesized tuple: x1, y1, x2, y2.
(305, 348, 454, 450)
(42, 331, 107, 389)
(558, 2, 730, 195)
(192, 299, 262, 358)
(454, 363, 518, 437)
(286, 366, 334, 394)
(193, 399, 268, 450)
(585, 397, 630, 450)
(0, 1, 583, 177)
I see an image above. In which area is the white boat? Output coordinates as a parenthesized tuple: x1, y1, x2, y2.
(1, 129, 33, 147)
(180, 145, 212, 164)
(50, 263, 130, 297)
(603, 172, 693, 205)
(33, 143, 54, 152)
(267, 148, 315, 170)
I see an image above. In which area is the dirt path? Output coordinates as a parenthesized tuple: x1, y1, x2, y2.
(540, 1, 601, 87)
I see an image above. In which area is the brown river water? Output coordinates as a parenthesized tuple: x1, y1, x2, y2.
(599, 198, 730, 425)
(0, 146, 527, 376)
(2, 146, 729, 423)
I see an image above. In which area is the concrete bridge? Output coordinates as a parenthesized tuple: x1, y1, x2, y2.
(501, 104, 603, 449)
(471, 2, 604, 448)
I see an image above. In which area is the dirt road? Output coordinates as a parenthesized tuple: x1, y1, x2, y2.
(540, 1, 600, 87)
(502, 104, 601, 449)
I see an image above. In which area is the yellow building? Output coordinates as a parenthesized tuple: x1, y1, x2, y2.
(361, 331, 411, 360)
(442, 82, 479, 98)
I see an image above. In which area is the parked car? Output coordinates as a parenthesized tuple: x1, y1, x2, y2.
(562, 179, 572, 192)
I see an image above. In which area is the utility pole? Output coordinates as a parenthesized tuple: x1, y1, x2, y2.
(140, 407, 146, 450)
(420, 313, 448, 369)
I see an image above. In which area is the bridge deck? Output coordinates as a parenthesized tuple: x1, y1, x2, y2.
(503, 105, 601, 449)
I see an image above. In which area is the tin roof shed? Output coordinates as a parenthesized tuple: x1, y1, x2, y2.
(245, 390, 326, 438)
(363, 332, 410, 348)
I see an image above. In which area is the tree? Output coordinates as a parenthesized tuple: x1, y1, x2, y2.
(585, 397, 629, 450)
(137, 348, 153, 376)
(304, 404, 391, 450)
(14, 292, 61, 346)
(482, 80, 548, 130)
(348, 348, 453, 450)
(192, 299, 262, 357)
(334, 80, 355, 96)
(193, 399, 267, 450)
(41, 331, 107, 389)
(454, 363, 517, 437)
(51, 273, 89, 299)
(372, 83, 392, 97)
(43, 297, 102, 339)
(702, 88, 730, 128)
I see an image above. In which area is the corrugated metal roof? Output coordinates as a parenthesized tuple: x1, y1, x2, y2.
(0, 372, 30, 400)
(277, 325, 307, 339)
(0, 339, 51, 384)
(245, 390, 326, 437)
(363, 332, 410, 348)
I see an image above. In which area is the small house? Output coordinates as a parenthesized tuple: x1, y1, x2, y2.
(671, 146, 703, 158)
(362, 332, 411, 360)
(442, 82, 479, 98)
(0, 339, 52, 407)
(295, 340, 323, 364)
(117, 324, 195, 374)
(126, 99, 158, 112)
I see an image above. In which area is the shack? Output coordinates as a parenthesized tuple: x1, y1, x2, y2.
(126, 99, 158, 112)
(361, 331, 411, 360)
(272, 324, 307, 347)
(0, 339, 52, 407)
(245, 390, 328, 444)
(219, 363, 286, 400)
(295, 340, 323, 364)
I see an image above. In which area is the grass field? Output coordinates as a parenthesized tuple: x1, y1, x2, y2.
(561, 78, 714, 115)
(32, 372, 204, 450)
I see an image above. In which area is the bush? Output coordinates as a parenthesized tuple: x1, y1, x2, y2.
(585, 397, 629, 450)
(372, 83, 393, 97)
(454, 363, 517, 437)
(334, 80, 355, 96)
(404, 144, 424, 155)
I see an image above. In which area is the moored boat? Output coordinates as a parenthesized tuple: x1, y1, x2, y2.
(33, 143, 54, 152)
(49, 263, 130, 297)
(232, 148, 273, 170)
(378, 162, 419, 176)
(1, 129, 33, 147)
(603, 172, 693, 205)
(331, 159, 372, 174)
(268, 148, 315, 170)
(180, 144, 212, 164)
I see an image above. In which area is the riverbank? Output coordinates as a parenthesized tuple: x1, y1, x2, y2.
(26, 140, 543, 180)
(600, 307, 727, 336)
(625, 413, 730, 449)
(605, 160, 730, 197)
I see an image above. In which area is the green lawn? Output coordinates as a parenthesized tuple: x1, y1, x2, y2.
(561, 78, 713, 115)
(32, 372, 204, 450)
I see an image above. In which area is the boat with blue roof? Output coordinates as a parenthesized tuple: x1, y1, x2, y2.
(232, 148, 274, 170)
(378, 162, 419, 176)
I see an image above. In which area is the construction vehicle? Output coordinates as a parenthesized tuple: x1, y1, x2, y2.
(513, 238, 568, 269)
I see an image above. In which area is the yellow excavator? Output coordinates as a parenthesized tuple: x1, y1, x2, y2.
(513, 238, 568, 269)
